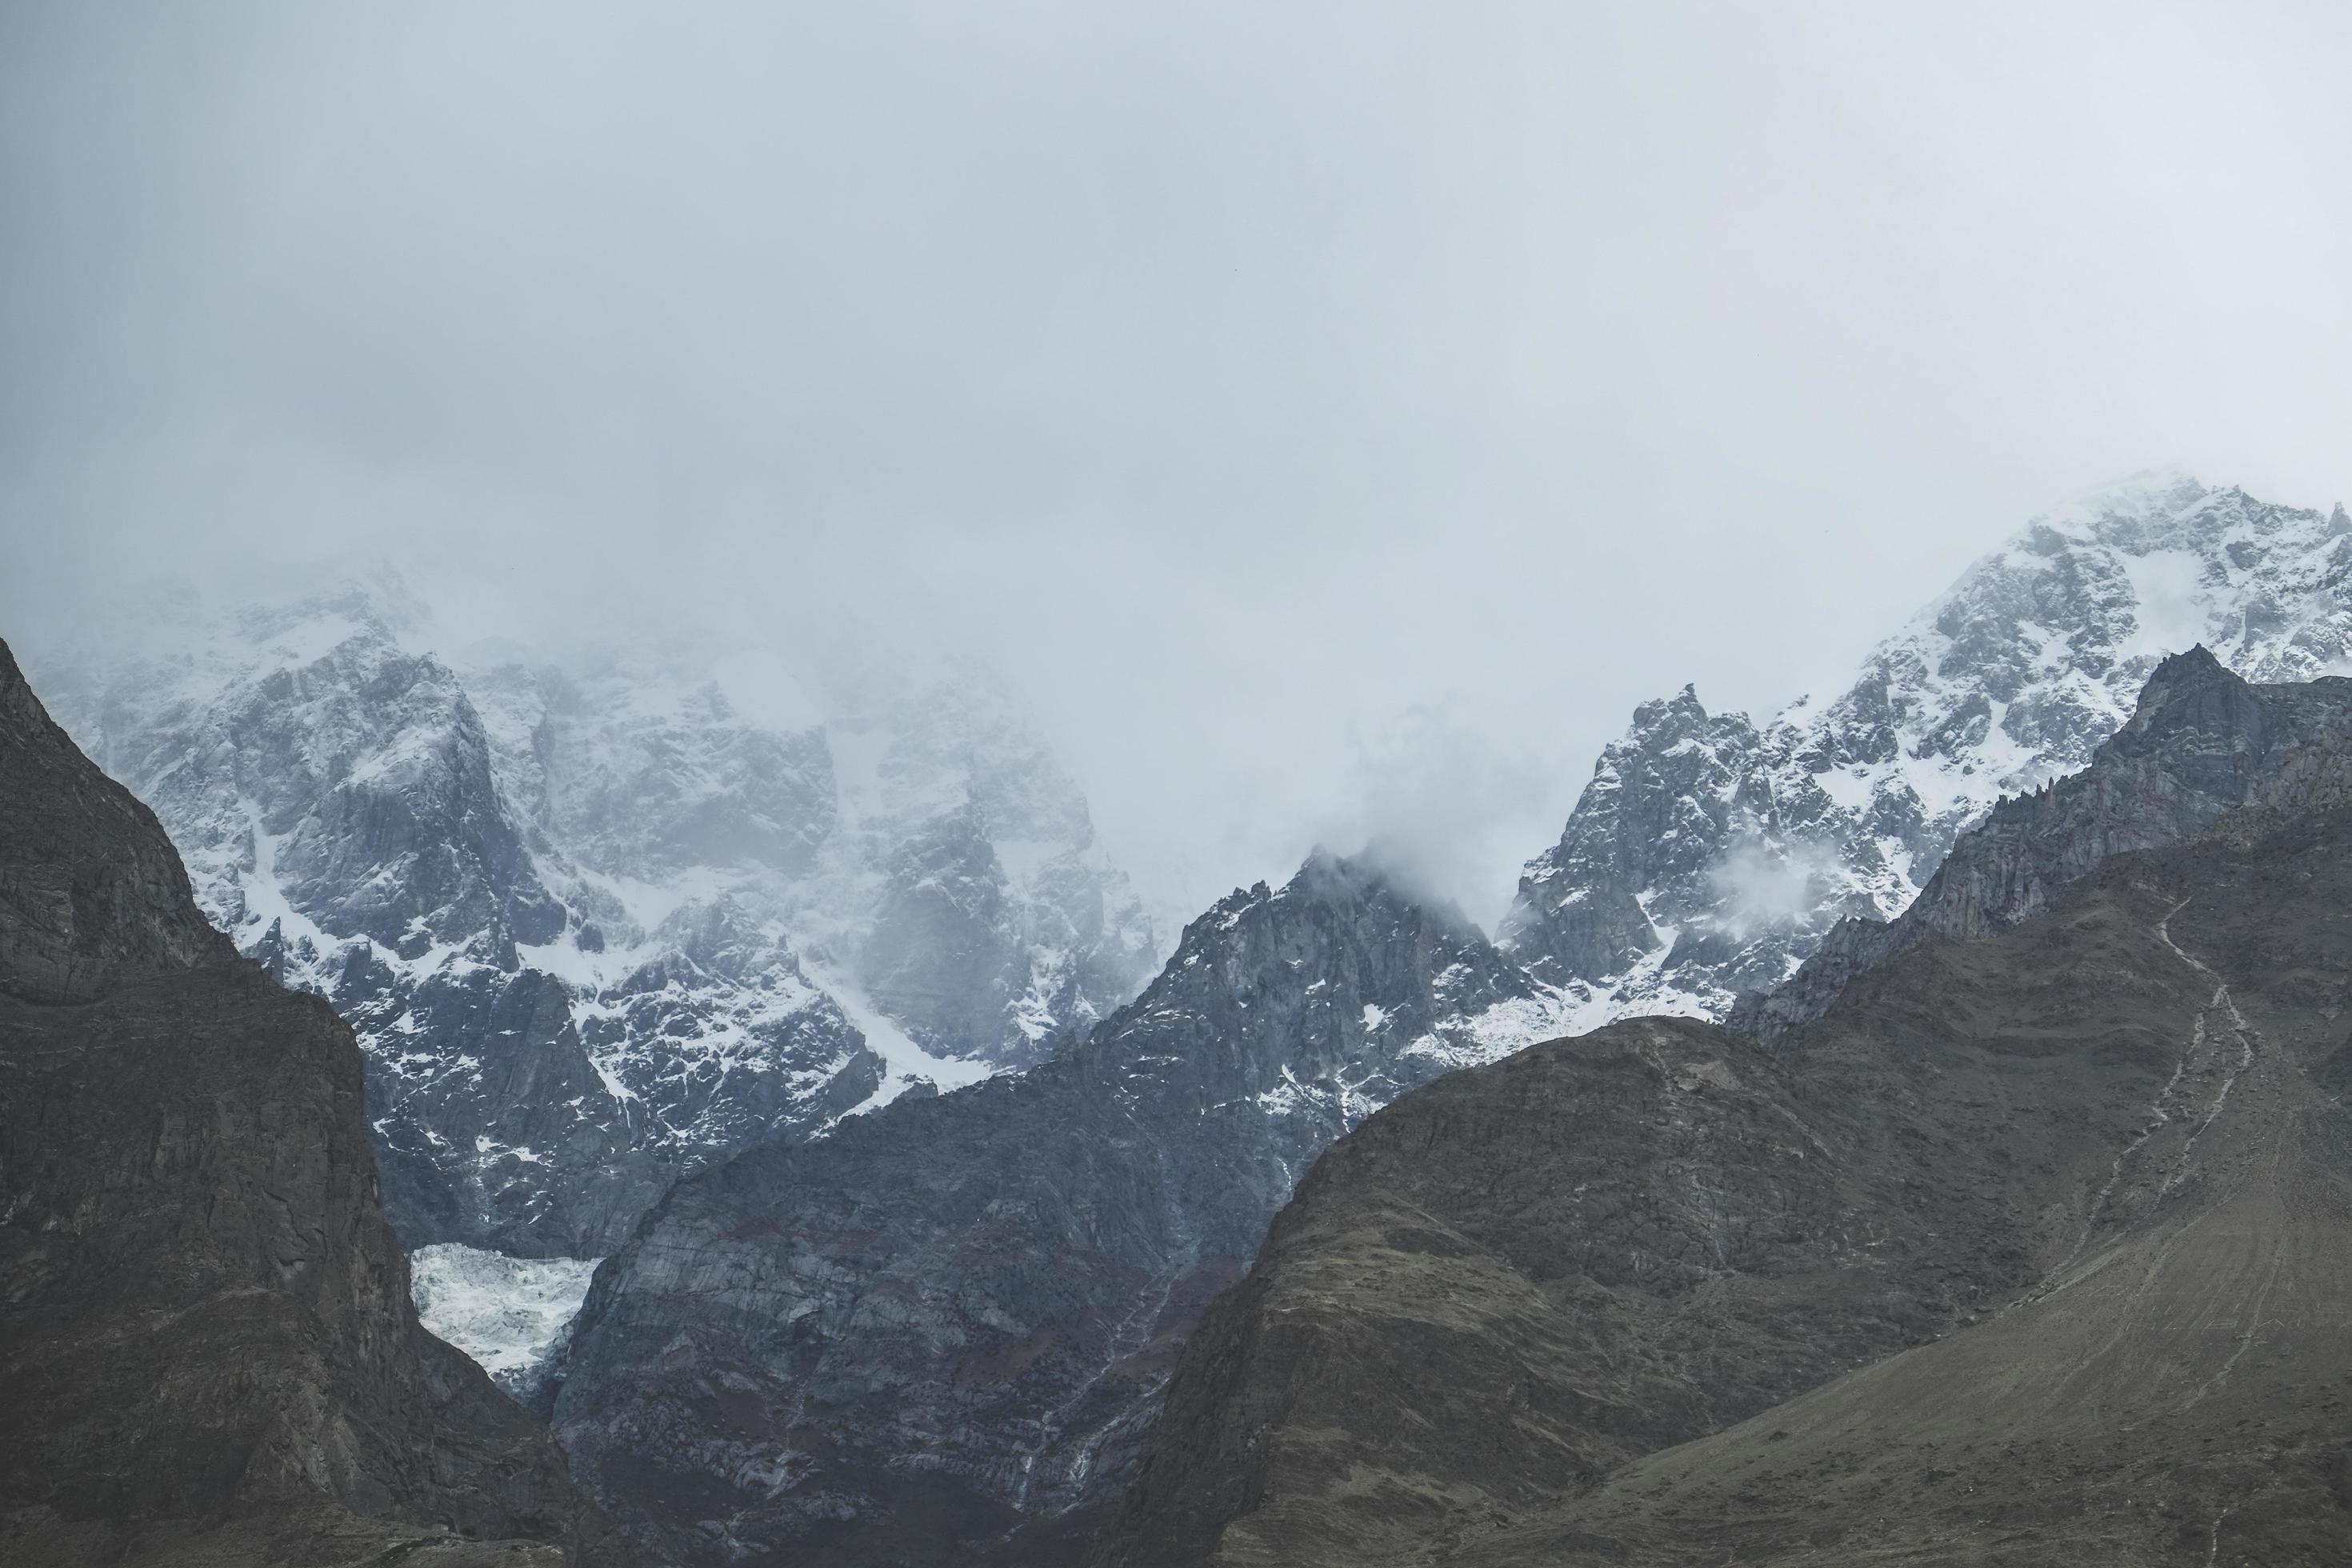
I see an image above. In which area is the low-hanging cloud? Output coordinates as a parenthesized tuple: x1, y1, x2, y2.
(1706, 834, 1844, 942)
(1312, 706, 1561, 928)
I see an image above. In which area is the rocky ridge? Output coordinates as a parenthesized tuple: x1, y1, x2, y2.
(1736, 644, 2352, 1036)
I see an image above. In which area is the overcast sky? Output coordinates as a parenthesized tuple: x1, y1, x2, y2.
(6, 2, 2350, 924)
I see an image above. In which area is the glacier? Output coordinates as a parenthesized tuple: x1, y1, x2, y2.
(409, 1242, 602, 1401)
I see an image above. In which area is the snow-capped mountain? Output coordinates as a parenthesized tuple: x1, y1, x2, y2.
(30, 573, 1158, 1256)
(1501, 470, 2352, 1018)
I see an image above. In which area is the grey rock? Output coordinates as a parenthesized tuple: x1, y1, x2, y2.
(0, 643, 232, 1002)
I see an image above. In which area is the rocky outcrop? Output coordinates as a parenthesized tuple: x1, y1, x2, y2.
(0, 637, 627, 1567)
(552, 852, 1566, 1567)
(1734, 646, 2352, 1037)
(1503, 473, 2352, 1022)
(1103, 742, 2352, 1566)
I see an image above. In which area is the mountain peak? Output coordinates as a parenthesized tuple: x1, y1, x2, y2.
(34, 574, 1157, 1253)
(2120, 642, 2262, 753)
(1286, 843, 1398, 898)
(2146, 642, 2228, 683)
(1618, 684, 1737, 759)
(553, 759, 1563, 1564)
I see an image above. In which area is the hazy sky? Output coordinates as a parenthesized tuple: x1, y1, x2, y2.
(6, 2, 2350, 923)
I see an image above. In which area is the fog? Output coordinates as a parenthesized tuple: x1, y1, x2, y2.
(1709, 835, 1843, 944)
(6, 2, 2350, 924)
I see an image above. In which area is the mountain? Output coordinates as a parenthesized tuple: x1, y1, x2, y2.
(1101, 666, 2352, 1566)
(550, 851, 1568, 1567)
(0, 638, 624, 1567)
(30, 468, 2349, 1562)
(1501, 471, 2352, 1019)
(29, 575, 1157, 1266)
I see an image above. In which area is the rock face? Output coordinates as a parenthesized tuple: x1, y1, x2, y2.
(1101, 722, 2352, 1566)
(0, 638, 623, 1567)
(1734, 646, 2352, 1036)
(1502, 471, 2352, 1020)
(552, 851, 1570, 1567)
(31, 577, 1156, 1255)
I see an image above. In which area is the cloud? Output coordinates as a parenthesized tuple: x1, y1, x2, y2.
(6, 2, 2351, 926)
(1313, 706, 1560, 927)
(1706, 834, 1843, 942)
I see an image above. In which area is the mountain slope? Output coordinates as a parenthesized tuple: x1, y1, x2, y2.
(552, 852, 1566, 1568)
(0, 637, 624, 1567)
(1099, 674, 2352, 1567)
(1454, 801, 2352, 1566)
(1502, 472, 2352, 1019)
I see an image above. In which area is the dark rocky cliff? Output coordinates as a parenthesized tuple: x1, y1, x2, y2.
(0, 638, 627, 1567)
